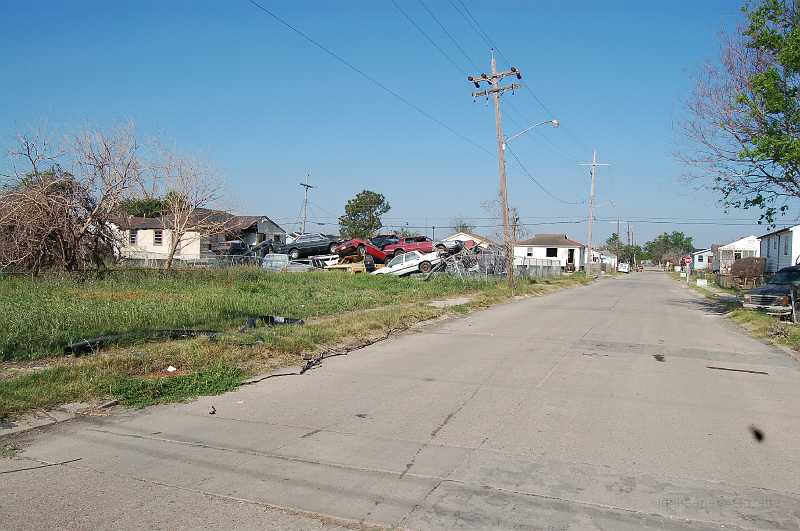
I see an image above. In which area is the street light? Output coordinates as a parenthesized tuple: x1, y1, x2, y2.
(503, 119, 559, 148)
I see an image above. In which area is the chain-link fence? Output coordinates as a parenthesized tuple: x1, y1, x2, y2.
(119, 254, 262, 269)
(436, 249, 561, 280)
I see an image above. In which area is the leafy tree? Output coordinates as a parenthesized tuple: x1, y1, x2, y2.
(119, 197, 165, 217)
(338, 190, 390, 238)
(397, 227, 419, 238)
(451, 218, 475, 234)
(681, 0, 800, 224)
(644, 231, 695, 264)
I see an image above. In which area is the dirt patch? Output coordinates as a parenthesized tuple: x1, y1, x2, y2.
(427, 296, 473, 308)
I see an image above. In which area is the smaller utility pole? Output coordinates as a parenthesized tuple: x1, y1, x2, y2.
(579, 150, 609, 276)
(616, 216, 621, 268)
(299, 174, 314, 234)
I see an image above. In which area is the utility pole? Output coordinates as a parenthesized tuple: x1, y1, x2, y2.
(579, 150, 609, 276)
(616, 216, 621, 268)
(299, 173, 314, 234)
(468, 51, 522, 291)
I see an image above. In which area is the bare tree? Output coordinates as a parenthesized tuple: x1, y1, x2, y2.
(0, 125, 141, 273)
(157, 152, 227, 269)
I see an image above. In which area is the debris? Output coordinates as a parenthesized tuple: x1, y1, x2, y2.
(239, 315, 305, 332)
(653, 354, 665, 362)
(64, 329, 219, 355)
(166, 365, 177, 372)
(749, 425, 765, 442)
(99, 399, 119, 409)
(209, 405, 216, 415)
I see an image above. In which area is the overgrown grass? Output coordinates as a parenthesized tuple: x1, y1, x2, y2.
(0, 270, 592, 419)
(0, 268, 505, 360)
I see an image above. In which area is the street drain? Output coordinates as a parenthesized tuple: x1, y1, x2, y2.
(706, 366, 768, 375)
(653, 354, 665, 362)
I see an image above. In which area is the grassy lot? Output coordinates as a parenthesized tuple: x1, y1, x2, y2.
(0, 268, 592, 419)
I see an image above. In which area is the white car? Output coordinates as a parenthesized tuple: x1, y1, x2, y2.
(617, 262, 630, 273)
(372, 250, 441, 276)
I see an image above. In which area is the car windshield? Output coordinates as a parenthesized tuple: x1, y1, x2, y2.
(388, 255, 403, 267)
(767, 270, 800, 284)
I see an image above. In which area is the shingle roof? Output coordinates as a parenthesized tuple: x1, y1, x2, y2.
(516, 233, 585, 248)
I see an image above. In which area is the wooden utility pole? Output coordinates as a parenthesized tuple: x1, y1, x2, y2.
(299, 174, 314, 234)
(468, 51, 522, 291)
(579, 150, 609, 276)
(616, 216, 621, 268)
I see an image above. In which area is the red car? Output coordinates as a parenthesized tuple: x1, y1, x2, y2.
(383, 236, 434, 257)
(335, 238, 388, 263)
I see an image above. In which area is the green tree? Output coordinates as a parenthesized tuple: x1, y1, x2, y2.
(451, 218, 475, 234)
(338, 190, 390, 238)
(644, 232, 695, 264)
(681, 0, 800, 224)
(119, 197, 166, 217)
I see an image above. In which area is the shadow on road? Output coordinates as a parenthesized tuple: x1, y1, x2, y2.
(665, 296, 740, 315)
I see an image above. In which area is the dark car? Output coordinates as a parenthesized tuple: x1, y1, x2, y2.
(211, 240, 248, 255)
(274, 233, 339, 260)
(370, 234, 399, 250)
(742, 265, 800, 315)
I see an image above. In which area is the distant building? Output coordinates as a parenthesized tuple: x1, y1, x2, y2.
(758, 225, 800, 273)
(691, 248, 714, 271)
(714, 235, 759, 273)
(513, 234, 585, 271)
(113, 211, 285, 261)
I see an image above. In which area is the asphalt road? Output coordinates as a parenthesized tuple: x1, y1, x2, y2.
(3, 272, 800, 530)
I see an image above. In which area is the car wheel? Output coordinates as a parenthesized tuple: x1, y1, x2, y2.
(419, 261, 432, 273)
(289, 249, 300, 260)
(436, 244, 446, 253)
(393, 248, 405, 257)
(357, 245, 366, 257)
(329, 243, 338, 254)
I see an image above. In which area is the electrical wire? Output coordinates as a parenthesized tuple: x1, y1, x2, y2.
(246, 0, 493, 158)
(391, 0, 467, 76)
(417, 0, 479, 71)
(505, 144, 585, 205)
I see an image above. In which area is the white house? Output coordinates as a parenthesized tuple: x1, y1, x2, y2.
(114, 212, 286, 262)
(691, 248, 713, 271)
(513, 234, 585, 271)
(758, 225, 800, 273)
(440, 231, 495, 249)
(713, 235, 760, 273)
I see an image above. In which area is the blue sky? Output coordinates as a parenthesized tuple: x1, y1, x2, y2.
(0, 0, 780, 247)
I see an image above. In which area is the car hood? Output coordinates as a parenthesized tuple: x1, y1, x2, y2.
(748, 284, 791, 296)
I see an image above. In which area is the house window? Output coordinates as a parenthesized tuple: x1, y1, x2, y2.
(546, 248, 558, 258)
(273, 234, 281, 242)
(526, 247, 533, 257)
(128, 229, 137, 245)
(785, 237, 789, 256)
(698, 255, 704, 263)
(153, 229, 163, 246)
(734, 251, 742, 260)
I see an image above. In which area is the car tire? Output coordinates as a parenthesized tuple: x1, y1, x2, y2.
(435, 244, 446, 253)
(289, 249, 300, 260)
(329, 243, 338, 254)
(357, 245, 366, 257)
(419, 261, 432, 273)
(393, 248, 405, 257)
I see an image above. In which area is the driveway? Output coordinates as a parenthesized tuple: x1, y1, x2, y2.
(3, 272, 800, 530)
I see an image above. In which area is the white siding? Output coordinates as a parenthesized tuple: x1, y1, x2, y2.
(513, 245, 584, 269)
(760, 228, 799, 273)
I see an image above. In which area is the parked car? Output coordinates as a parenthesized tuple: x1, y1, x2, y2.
(273, 233, 340, 260)
(369, 234, 399, 249)
(335, 238, 389, 263)
(261, 253, 316, 272)
(434, 239, 476, 254)
(372, 250, 442, 276)
(742, 265, 800, 315)
(383, 236, 434, 257)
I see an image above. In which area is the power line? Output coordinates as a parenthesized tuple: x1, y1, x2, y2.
(505, 143, 584, 205)
(417, 0, 479, 71)
(246, 0, 493, 157)
(391, 0, 467, 76)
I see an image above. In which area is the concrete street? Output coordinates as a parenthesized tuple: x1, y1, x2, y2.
(3, 272, 800, 530)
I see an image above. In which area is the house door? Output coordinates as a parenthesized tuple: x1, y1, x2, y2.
(567, 249, 575, 264)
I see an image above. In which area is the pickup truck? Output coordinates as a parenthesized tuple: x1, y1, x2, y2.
(742, 265, 800, 315)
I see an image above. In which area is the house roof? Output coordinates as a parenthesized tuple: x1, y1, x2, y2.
(443, 231, 497, 245)
(114, 211, 285, 234)
(758, 225, 797, 239)
(516, 233, 585, 248)
(691, 248, 712, 256)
